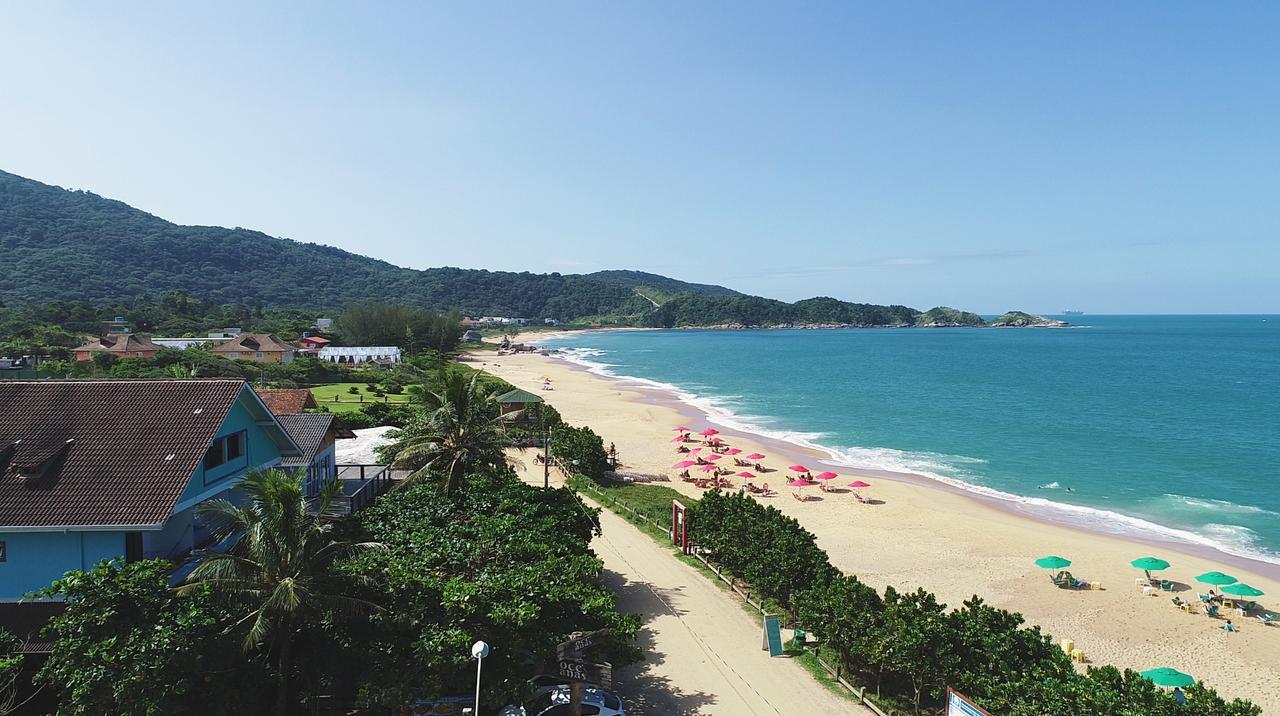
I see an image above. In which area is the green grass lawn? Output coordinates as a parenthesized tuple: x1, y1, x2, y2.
(307, 382, 415, 413)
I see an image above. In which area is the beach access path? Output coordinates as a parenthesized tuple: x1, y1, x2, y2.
(510, 457, 867, 716)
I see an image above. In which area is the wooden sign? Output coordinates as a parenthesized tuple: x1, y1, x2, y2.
(557, 628, 610, 659)
(550, 657, 613, 688)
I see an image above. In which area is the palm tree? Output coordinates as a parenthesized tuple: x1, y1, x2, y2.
(179, 469, 383, 715)
(382, 370, 514, 495)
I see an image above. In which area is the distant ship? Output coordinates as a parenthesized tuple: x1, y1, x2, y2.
(1064, 310, 1085, 316)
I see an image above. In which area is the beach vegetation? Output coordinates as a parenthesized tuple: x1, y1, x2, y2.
(550, 423, 612, 480)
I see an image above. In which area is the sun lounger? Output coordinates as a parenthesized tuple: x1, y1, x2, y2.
(1255, 614, 1276, 626)
(791, 492, 807, 502)
(1204, 605, 1221, 618)
(1160, 579, 1174, 592)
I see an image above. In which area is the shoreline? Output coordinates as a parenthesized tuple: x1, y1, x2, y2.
(471, 339, 1280, 709)
(532, 334, 1280, 579)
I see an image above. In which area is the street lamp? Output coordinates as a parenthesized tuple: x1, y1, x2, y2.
(472, 640, 490, 715)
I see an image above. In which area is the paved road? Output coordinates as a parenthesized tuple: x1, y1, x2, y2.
(512, 458, 865, 715)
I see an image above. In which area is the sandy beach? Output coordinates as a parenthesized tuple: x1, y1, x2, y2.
(471, 343, 1280, 711)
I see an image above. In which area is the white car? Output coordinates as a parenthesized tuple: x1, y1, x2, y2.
(498, 684, 625, 716)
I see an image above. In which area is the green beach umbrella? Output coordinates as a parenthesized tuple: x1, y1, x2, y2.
(1141, 667, 1195, 688)
(1131, 556, 1170, 582)
(1195, 571, 1238, 587)
(1035, 556, 1072, 570)
(1221, 583, 1264, 598)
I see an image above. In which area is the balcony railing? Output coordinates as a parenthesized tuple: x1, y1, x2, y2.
(335, 464, 408, 514)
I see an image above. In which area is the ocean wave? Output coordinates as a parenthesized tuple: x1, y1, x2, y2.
(545, 340, 1280, 566)
(1163, 494, 1280, 517)
(1039, 481, 1062, 489)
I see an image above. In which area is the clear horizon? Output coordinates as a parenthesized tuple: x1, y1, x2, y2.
(2, 2, 1277, 314)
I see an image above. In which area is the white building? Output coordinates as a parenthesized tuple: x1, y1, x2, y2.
(317, 346, 401, 365)
(152, 337, 226, 350)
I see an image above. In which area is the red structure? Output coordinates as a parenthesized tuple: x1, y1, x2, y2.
(671, 500, 691, 554)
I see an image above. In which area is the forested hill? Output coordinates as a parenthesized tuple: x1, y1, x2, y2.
(0, 170, 670, 319)
(0, 169, 1042, 327)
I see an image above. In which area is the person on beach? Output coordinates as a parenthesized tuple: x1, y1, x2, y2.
(1174, 688, 1187, 706)
(1224, 619, 1237, 633)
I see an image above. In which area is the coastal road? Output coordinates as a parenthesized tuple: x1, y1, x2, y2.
(510, 458, 865, 715)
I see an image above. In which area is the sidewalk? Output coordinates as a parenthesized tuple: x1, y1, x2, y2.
(512, 460, 865, 715)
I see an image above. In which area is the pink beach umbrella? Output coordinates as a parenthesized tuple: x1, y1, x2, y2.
(848, 480, 871, 488)
(689, 447, 703, 454)
(737, 471, 756, 479)
(673, 426, 691, 432)
(746, 453, 767, 460)
(705, 454, 723, 461)
(788, 478, 813, 487)
(672, 460, 698, 469)
(699, 464, 720, 472)
(699, 428, 720, 436)
(670, 435, 689, 443)
(708, 437, 725, 445)
(814, 471, 839, 481)
(788, 465, 810, 473)
(725, 448, 743, 455)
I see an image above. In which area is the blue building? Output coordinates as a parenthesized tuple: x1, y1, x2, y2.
(0, 379, 303, 601)
(275, 413, 356, 498)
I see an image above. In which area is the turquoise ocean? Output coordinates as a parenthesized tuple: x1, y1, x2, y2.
(540, 316, 1280, 565)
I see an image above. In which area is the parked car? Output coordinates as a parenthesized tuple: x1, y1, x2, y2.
(498, 684, 625, 716)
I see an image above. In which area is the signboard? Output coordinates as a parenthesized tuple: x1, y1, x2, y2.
(557, 628, 610, 659)
(762, 616, 783, 657)
(672, 500, 690, 554)
(553, 657, 613, 688)
(946, 688, 991, 716)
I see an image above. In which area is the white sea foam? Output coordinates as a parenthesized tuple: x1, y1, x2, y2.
(1039, 481, 1062, 489)
(547, 342, 1280, 566)
(1164, 494, 1280, 517)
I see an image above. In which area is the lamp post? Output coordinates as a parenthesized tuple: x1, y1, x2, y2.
(543, 427, 552, 489)
(472, 640, 490, 715)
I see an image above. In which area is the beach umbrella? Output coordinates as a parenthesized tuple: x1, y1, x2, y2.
(788, 465, 810, 473)
(814, 471, 839, 480)
(673, 426, 691, 432)
(699, 464, 719, 472)
(725, 448, 743, 455)
(848, 480, 871, 488)
(1221, 583, 1264, 598)
(788, 478, 813, 487)
(670, 435, 689, 443)
(708, 437, 725, 444)
(1034, 556, 1072, 577)
(737, 472, 756, 479)
(1140, 668, 1195, 688)
(1131, 556, 1171, 582)
(700, 428, 720, 436)
(746, 453, 766, 460)
(705, 454, 723, 461)
(689, 447, 703, 454)
(672, 460, 697, 469)
(1195, 571, 1238, 587)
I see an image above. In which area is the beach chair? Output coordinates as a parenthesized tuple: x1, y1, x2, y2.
(791, 491, 807, 503)
(1160, 579, 1174, 592)
(1255, 614, 1276, 626)
(1240, 601, 1259, 612)
(1204, 604, 1221, 618)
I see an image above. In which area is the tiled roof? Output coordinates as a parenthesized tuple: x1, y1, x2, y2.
(0, 601, 64, 653)
(211, 333, 294, 354)
(73, 334, 160, 353)
(275, 413, 355, 467)
(0, 380, 247, 528)
(256, 388, 318, 414)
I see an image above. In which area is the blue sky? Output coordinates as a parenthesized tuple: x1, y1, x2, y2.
(2, 2, 1277, 313)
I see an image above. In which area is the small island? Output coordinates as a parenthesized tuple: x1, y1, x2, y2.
(989, 311, 1070, 328)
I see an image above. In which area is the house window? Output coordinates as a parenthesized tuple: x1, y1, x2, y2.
(125, 532, 143, 563)
(203, 430, 248, 482)
(227, 352, 239, 359)
(255, 351, 264, 359)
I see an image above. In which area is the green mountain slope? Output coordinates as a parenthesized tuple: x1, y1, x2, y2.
(0, 170, 653, 319)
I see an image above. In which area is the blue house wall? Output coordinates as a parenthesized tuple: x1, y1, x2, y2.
(0, 392, 290, 600)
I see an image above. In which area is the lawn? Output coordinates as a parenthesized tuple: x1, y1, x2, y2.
(308, 382, 415, 413)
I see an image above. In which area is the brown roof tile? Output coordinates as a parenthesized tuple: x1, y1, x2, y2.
(256, 388, 318, 414)
(73, 334, 161, 353)
(211, 333, 295, 354)
(0, 380, 249, 528)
